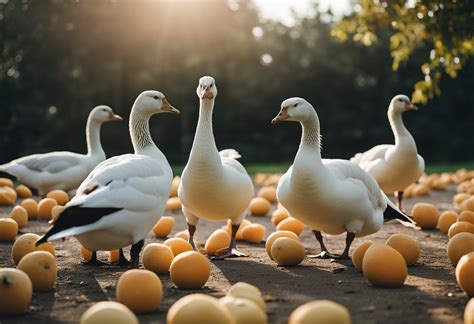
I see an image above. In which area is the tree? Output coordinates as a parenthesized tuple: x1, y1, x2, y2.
(331, 0, 474, 104)
(0, 0, 472, 165)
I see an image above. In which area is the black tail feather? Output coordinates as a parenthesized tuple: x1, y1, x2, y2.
(384, 204, 411, 222)
(383, 204, 419, 229)
(0, 170, 15, 180)
(35, 234, 50, 246)
(35, 206, 122, 246)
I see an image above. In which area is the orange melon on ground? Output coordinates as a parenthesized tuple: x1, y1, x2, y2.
(116, 269, 163, 314)
(170, 251, 210, 289)
(0, 268, 33, 315)
(0, 218, 18, 241)
(362, 243, 407, 288)
(17, 251, 57, 292)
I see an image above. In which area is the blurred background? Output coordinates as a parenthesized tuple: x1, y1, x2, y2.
(1, 0, 472, 170)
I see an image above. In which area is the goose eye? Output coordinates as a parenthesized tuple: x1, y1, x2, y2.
(210, 84, 213, 88)
(293, 103, 298, 107)
(398, 99, 403, 102)
(153, 96, 159, 100)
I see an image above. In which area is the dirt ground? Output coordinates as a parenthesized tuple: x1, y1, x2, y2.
(0, 185, 470, 324)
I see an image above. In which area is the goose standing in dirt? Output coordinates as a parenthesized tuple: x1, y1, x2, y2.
(178, 76, 254, 259)
(351, 95, 425, 211)
(0, 105, 122, 196)
(272, 97, 416, 259)
(36, 91, 179, 268)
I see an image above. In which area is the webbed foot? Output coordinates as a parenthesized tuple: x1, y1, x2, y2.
(307, 251, 339, 259)
(82, 252, 107, 266)
(211, 248, 248, 260)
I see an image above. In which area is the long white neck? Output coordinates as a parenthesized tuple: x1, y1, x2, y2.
(129, 107, 164, 161)
(292, 110, 327, 181)
(86, 117, 105, 157)
(187, 98, 222, 171)
(388, 108, 416, 151)
(299, 111, 322, 155)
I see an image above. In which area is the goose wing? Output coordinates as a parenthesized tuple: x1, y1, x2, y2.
(37, 154, 172, 243)
(324, 159, 386, 209)
(324, 159, 417, 228)
(351, 144, 391, 164)
(4, 152, 83, 174)
(74, 154, 171, 210)
(350, 144, 393, 173)
(219, 149, 248, 175)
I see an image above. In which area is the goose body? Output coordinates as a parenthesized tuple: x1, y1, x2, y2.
(178, 76, 254, 258)
(278, 159, 385, 238)
(37, 91, 180, 267)
(351, 95, 425, 208)
(273, 97, 415, 258)
(180, 149, 253, 222)
(0, 106, 122, 196)
(62, 153, 172, 251)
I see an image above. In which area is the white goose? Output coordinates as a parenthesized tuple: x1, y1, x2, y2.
(178, 76, 254, 259)
(272, 97, 415, 259)
(351, 95, 425, 210)
(0, 106, 122, 196)
(36, 91, 179, 267)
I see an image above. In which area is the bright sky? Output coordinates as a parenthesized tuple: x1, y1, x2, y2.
(253, 0, 352, 25)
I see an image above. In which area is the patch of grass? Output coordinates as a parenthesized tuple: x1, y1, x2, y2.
(172, 161, 474, 176)
(172, 163, 291, 176)
(425, 161, 474, 174)
(245, 163, 292, 174)
(171, 166, 185, 176)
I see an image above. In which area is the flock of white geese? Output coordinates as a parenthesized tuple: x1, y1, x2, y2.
(0, 76, 424, 267)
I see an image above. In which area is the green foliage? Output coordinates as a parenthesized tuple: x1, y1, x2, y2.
(332, 0, 474, 104)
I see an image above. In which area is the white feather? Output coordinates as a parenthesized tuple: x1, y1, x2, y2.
(350, 96, 424, 193)
(276, 98, 388, 239)
(42, 91, 174, 252)
(179, 80, 253, 226)
(0, 106, 120, 195)
(219, 149, 241, 160)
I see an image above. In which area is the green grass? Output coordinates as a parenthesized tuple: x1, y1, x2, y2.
(172, 161, 474, 176)
(425, 161, 474, 174)
(245, 163, 292, 174)
(171, 166, 185, 176)
(171, 163, 291, 176)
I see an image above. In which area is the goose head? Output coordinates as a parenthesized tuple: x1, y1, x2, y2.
(90, 105, 123, 122)
(134, 90, 180, 115)
(197, 76, 217, 100)
(390, 95, 417, 113)
(272, 97, 314, 124)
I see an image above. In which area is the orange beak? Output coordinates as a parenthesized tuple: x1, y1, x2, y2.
(407, 102, 418, 110)
(109, 112, 123, 121)
(271, 107, 290, 124)
(161, 98, 180, 114)
(202, 87, 214, 100)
